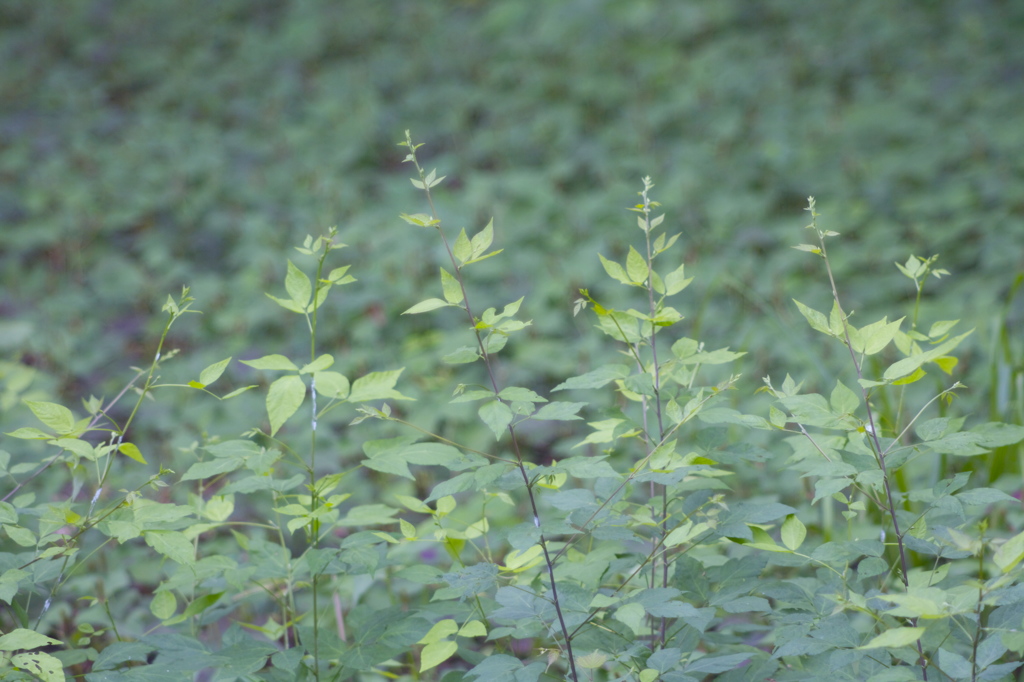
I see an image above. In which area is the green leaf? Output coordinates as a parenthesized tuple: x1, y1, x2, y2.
(440, 267, 464, 305)
(348, 369, 412, 402)
(198, 357, 232, 386)
(241, 354, 299, 371)
(182, 592, 223, 619)
(265, 292, 305, 313)
(442, 346, 480, 364)
(267, 375, 306, 436)
(552, 365, 630, 391)
(626, 245, 649, 283)
(313, 371, 350, 400)
(599, 254, 633, 286)
(851, 317, 903, 355)
(418, 619, 458, 645)
(0, 628, 61, 652)
(857, 626, 925, 650)
(684, 653, 755, 674)
(793, 300, 832, 336)
(829, 380, 859, 416)
(883, 330, 973, 382)
(119, 442, 147, 465)
(24, 400, 76, 435)
(781, 514, 806, 551)
(459, 620, 486, 637)
(4, 524, 36, 547)
(498, 386, 546, 403)
(453, 228, 472, 264)
(399, 212, 439, 227)
(143, 531, 195, 565)
(403, 298, 450, 314)
(664, 262, 693, 296)
(468, 218, 497, 263)
(337, 504, 398, 527)
(994, 529, 1024, 573)
(284, 259, 311, 308)
(300, 353, 334, 374)
(479, 400, 513, 439)
(5, 427, 54, 439)
(531, 402, 586, 421)
(150, 590, 176, 620)
(928, 319, 959, 338)
(688, 346, 745, 365)
(9, 652, 64, 682)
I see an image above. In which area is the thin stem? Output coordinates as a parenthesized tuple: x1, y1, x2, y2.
(807, 200, 929, 680)
(401, 132, 579, 682)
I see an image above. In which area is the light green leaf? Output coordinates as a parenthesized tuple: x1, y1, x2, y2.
(626, 245, 649, 283)
(403, 298, 450, 314)
(300, 354, 334, 374)
(420, 640, 458, 672)
(440, 267, 464, 305)
(614, 602, 647, 635)
(313, 371, 350, 400)
(10, 652, 64, 682)
(241, 354, 299, 371)
(150, 590, 176, 620)
(532, 402, 586, 421)
(442, 346, 480, 364)
(24, 400, 76, 435)
(348, 369, 412, 402)
(928, 319, 959, 338)
(498, 387, 546, 403)
(459, 620, 487, 637)
(552, 365, 630, 391)
(119, 442, 147, 465)
(857, 626, 925, 650)
(265, 292, 305, 313)
(781, 515, 806, 551)
(479, 400, 513, 439)
(883, 331, 973, 382)
(469, 218, 496, 261)
(994, 529, 1024, 573)
(851, 317, 903, 355)
(792, 300, 832, 336)
(337, 503, 398, 527)
(5, 427, 54, 439)
(830, 380, 860, 416)
(198, 357, 232, 386)
(599, 254, 633, 286)
(688, 347, 745, 365)
(4, 524, 36, 547)
(664, 262, 693, 296)
(203, 495, 234, 522)
(267, 375, 306, 436)
(828, 299, 846, 335)
(0, 628, 61, 652)
(182, 592, 224, 619)
(143, 531, 195, 565)
(284, 260, 311, 308)
(418, 619, 458, 645)
(399, 212, 438, 227)
(453, 228, 472, 265)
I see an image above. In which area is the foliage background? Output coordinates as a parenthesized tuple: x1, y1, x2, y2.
(1, 1, 1023, 673)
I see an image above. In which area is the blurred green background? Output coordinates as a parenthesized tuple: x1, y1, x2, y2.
(2, 0, 1022, 466)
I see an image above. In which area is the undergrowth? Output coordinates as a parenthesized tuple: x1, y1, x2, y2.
(2, 134, 1024, 682)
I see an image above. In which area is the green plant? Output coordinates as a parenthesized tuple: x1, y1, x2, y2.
(4, 133, 1024, 682)
(753, 198, 1024, 680)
